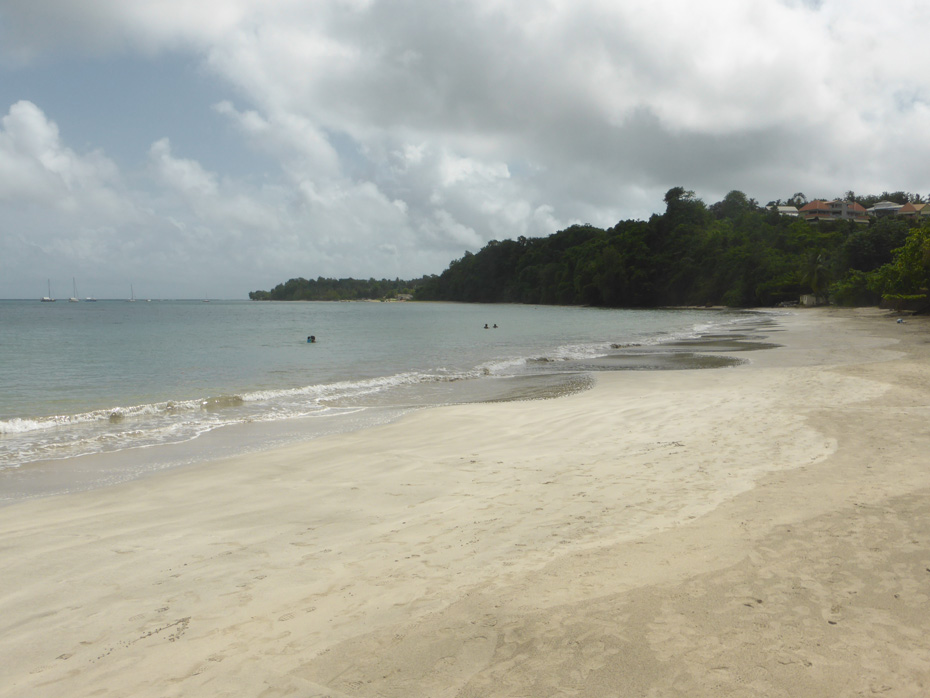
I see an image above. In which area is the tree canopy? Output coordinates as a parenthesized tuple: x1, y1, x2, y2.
(252, 188, 930, 311)
(249, 277, 424, 301)
(416, 188, 924, 308)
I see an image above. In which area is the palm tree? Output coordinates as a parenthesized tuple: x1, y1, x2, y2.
(801, 249, 832, 301)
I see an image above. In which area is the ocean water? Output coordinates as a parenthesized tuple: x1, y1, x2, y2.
(0, 300, 763, 502)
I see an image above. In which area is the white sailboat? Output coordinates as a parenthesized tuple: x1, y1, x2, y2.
(41, 279, 55, 302)
(128, 284, 136, 302)
(69, 278, 79, 302)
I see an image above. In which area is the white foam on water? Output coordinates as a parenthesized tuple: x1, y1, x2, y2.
(0, 305, 761, 475)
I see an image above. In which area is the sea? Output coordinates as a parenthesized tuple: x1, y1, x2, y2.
(0, 299, 770, 504)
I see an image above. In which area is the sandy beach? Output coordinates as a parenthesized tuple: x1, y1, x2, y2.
(2, 307, 930, 697)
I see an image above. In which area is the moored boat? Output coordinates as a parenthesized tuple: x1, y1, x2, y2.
(41, 279, 55, 302)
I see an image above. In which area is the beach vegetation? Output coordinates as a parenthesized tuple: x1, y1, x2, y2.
(417, 188, 806, 307)
(252, 188, 930, 311)
(413, 190, 930, 310)
(864, 225, 930, 310)
(830, 270, 880, 307)
(248, 276, 427, 301)
(801, 249, 832, 300)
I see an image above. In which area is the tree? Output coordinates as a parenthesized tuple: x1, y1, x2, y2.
(880, 191, 909, 204)
(868, 224, 930, 303)
(801, 249, 832, 299)
(254, 187, 930, 311)
(710, 190, 760, 220)
(663, 186, 692, 205)
(837, 218, 908, 272)
(659, 187, 708, 237)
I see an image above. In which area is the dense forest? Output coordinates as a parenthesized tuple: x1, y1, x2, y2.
(251, 187, 930, 310)
(248, 276, 425, 301)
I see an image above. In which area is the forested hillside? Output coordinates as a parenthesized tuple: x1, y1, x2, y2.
(249, 276, 424, 301)
(251, 187, 930, 309)
(415, 188, 929, 309)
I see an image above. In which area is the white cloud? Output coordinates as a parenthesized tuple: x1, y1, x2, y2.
(439, 152, 509, 188)
(4, 0, 930, 297)
(429, 209, 483, 250)
(148, 137, 284, 242)
(150, 138, 218, 197)
(0, 100, 133, 219)
(214, 101, 341, 178)
(187, 0, 930, 205)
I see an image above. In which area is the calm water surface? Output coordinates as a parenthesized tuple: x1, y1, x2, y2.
(0, 300, 765, 501)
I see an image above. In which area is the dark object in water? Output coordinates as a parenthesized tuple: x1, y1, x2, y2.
(308, 335, 316, 343)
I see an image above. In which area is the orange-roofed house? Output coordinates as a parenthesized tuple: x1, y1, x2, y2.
(799, 199, 869, 224)
(897, 202, 930, 219)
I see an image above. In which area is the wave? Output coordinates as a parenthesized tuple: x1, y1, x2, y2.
(0, 397, 221, 435)
(1, 312, 753, 439)
(0, 308, 760, 473)
(0, 363, 505, 438)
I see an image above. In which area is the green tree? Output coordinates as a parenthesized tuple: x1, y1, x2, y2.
(801, 249, 832, 299)
(868, 224, 930, 304)
(709, 190, 759, 220)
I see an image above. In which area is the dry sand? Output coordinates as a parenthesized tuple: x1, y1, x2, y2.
(2, 307, 930, 697)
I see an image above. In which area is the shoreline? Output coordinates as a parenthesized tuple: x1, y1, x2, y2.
(0, 308, 761, 506)
(0, 404, 421, 506)
(2, 307, 930, 696)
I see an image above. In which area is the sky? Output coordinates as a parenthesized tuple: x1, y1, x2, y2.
(2, 0, 930, 299)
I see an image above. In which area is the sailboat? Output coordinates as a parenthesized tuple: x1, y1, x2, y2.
(69, 278, 80, 302)
(127, 284, 136, 302)
(41, 279, 55, 302)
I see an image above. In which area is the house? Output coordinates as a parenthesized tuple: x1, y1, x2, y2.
(867, 200, 903, 217)
(770, 205, 800, 217)
(896, 202, 930, 218)
(799, 199, 869, 223)
(798, 200, 831, 221)
(800, 294, 824, 307)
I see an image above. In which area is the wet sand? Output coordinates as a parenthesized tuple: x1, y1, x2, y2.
(2, 307, 929, 696)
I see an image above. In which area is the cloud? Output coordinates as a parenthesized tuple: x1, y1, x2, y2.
(0, 0, 253, 62)
(0, 100, 133, 219)
(191, 0, 930, 205)
(150, 138, 219, 197)
(214, 100, 341, 178)
(4, 0, 930, 297)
